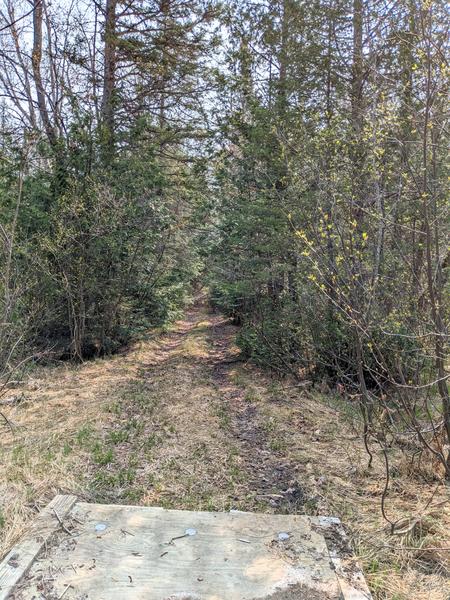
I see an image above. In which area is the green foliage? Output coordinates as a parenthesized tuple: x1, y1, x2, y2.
(92, 442, 114, 466)
(0, 123, 204, 360)
(209, 0, 448, 419)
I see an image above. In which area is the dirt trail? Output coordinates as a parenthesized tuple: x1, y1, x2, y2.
(1, 299, 449, 599)
(91, 298, 308, 513)
(208, 313, 305, 512)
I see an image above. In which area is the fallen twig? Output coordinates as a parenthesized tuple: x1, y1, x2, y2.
(58, 584, 73, 599)
(52, 508, 73, 536)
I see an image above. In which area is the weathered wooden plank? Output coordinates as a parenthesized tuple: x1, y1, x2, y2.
(314, 516, 373, 600)
(0, 494, 77, 600)
(3, 499, 373, 600)
(15, 503, 343, 599)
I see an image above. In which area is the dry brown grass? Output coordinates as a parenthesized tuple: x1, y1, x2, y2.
(235, 379, 450, 599)
(0, 341, 136, 553)
(0, 300, 449, 600)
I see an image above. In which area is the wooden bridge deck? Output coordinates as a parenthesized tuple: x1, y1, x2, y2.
(0, 495, 371, 599)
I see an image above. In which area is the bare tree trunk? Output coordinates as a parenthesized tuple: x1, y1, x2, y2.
(3, 1, 38, 129)
(158, 0, 170, 131)
(420, 5, 450, 477)
(32, 0, 57, 147)
(351, 0, 363, 143)
(270, 0, 289, 304)
(101, 0, 117, 163)
(324, 2, 337, 314)
(350, 0, 365, 241)
(349, 0, 373, 454)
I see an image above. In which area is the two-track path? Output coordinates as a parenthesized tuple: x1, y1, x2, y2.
(2, 299, 449, 599)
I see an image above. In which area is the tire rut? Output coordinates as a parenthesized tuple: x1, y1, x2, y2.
(207, 312, 305, 513)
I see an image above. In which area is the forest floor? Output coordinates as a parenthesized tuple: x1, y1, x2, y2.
(1, 298, 449, 600)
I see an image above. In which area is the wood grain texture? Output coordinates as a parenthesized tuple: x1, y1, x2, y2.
(315, 516, 373, 600)
(0, 494, 77, 600)
(3, 499, 373, 600)
(12, 502, 342, 599)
